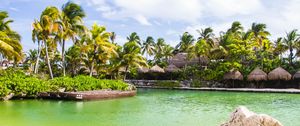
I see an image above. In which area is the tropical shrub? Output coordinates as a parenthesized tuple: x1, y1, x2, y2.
(0, 69, 132, 98)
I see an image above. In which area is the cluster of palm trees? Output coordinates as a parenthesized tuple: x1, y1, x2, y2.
(2, 2, 300, 81)
(29, 2, 150, 79)
(0, 11, 22, 63)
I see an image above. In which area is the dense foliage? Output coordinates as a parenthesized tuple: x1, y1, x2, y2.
(0, 69, 131, 98)
(2, 2, 300, 84)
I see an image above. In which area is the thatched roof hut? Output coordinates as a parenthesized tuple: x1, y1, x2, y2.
(224, 70, 243, 80)
(247, 68, 267, 81)
(165, 64, 180, 72)
(268, 67, 291, 80)
(168, 53, 208, 68)
(137, 67, 149, 73)
(293, 71, 300, 79)
(149, 65, 165, 73)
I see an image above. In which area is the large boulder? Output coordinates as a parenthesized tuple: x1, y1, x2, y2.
(221, 106, 282, 126)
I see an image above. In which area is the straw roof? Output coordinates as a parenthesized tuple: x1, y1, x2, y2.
(293, 71, 300, 79)
(149, 65, 165, 73)
(223, 70, 243, 80)
(268, 67, 291, 80)
(247, 68, 267, 81)
(137, 67, 149, 73)
(165, 64, 180, 72)
(168, 53, 208, 68)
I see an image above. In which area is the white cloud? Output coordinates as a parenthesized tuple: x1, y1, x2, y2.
(9, 7, 19, 12)
(133, 15, 152, 26)
(86, 0, 203, 25)
(204, 0, 263, 18)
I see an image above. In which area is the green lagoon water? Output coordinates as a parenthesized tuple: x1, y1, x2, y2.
(1, 88, 300, 126)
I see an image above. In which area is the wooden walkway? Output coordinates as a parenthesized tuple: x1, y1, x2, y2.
(137, 86, 300, 94)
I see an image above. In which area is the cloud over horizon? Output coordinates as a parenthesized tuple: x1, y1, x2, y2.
(1, 0, 300, 51)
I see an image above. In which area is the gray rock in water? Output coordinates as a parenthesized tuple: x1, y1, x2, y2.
(221, 106, 283, 126)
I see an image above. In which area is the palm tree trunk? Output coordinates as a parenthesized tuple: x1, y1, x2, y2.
(62, 39, 66, 76)
(89, 60, 94, 77)
(44, 40, 54, 79)
(290, 48, 293, 66)
(123, 66, 128, 80)
(34, 41, 41, 74)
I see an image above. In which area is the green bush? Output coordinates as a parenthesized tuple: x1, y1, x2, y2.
(0, 69, 132, 98)
(49, 75, 130, 92)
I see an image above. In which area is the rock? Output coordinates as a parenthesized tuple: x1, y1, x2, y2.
(58, 88, 66, 92)
(2, 93, 14, 100)
(221, 106, 283, 126)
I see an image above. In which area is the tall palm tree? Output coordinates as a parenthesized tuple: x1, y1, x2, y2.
(176, 32, 195, 52)
(32, 20, 43, 74)
(142, 36, 155, 60)
(282, 30, 300, 66)
(59, 1, 86, 76)
(35, 6, 60, 79)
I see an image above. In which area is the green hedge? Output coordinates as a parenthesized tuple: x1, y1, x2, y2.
(0, 69, 132, 98)
(49, 75, 130, 92)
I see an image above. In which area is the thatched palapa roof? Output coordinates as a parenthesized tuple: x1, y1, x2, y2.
(137, 67, 149, 73)
(149, 65, 165, 73)
(168, 53, 208, 68)
(247, 68, 267, 81)
(224, 70, 243, 80)
(165, 64, 180, 72)
(293, 71, 300, 79)
(268, 67, 291, 80)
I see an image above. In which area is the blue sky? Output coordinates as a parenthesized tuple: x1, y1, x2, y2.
(1, 0, 300, 52)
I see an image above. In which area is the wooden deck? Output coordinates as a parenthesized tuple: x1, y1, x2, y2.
(137, 86, 300, 94)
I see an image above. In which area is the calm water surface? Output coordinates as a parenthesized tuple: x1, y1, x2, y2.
(1, 88, 300, 126)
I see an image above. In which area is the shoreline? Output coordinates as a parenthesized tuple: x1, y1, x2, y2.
(137, 86, 300, 94)
(38, 90, 137, 101)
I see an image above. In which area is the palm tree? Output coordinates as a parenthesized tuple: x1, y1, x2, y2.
(197, 27, 215, 47)
(127, 32, 141, 46)
(25, 49, 38, 72)
(142, 36, 155, 60)
(176, 32, 195, 52)
(227, 21, 244, 35)
(121, 39, 147, 80)
(189, 39, 210, 64)
(65, 45, 81, 76)
(32, 20, 43, 74)
(154, 38, 166, 61)
(0, 11, 13, 31)
(35, 6, 60, 79)
(59, 1, 86, 76)
(282, 30, 300, 66)
(82, 24, 117, 76)
(161, 44, 174, 62)
(0, 11, 23, 62)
